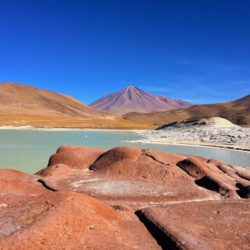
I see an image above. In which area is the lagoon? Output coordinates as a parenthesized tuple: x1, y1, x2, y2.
(0, 129, 249, 173)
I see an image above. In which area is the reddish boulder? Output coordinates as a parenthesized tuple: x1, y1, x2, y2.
(177, 156, 250, 199)
(56, 145, 104, 153)
(0, 169, 45, 196)
(38, 146, 250, 208)
(1, 145, 250, 250)
(36, 164, 72, 177)
(46, 146, 105, 171)
(137, 201, 250, 250)
(90, 146, 141, 171)
(0, 169, 160, 250)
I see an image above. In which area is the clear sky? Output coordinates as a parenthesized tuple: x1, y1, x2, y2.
(0, 0, 249, 104)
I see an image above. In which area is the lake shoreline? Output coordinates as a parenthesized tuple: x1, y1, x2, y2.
(1, 128, 250, 171)
(0, 125, 149, 132)
(130, 139, 250, 153)
(133, 125, 250, 153)
(1, 125, 250, 153)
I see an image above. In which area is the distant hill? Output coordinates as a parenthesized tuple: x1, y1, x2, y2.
(90, 85, 191, 114)
(123, 95, 250, 126)
(157, 117, 239, 130)
(0, 82, 105, 118)
(0, 82, 154, 129)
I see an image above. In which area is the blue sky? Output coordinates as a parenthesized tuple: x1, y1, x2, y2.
(0, 0, 249, 104)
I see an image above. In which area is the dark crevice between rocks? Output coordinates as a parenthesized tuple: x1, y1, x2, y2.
(88, 152, 106, 171)
(216, 165, 229, 175)
(135, 210, 183, 250)
(195, 176, 220, 193)
(143, 152, 169, 167)
(235, 171, 250, 181)
(37, 179, 57, 192)
(236, 183, 250, 199)
(195, 176, 233, 198)
(176, 159, 205, 178)
(216, 165, 240, 181)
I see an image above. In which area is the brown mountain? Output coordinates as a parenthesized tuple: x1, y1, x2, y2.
(90, 85, 191, 114)
(123, 95, 250, 126)
(0, 82, 105, 118)
(0, 82, 154, 129)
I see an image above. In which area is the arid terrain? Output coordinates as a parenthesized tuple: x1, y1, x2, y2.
(0, 83, 153, 129)
(1, 1, 249, 249)
(0, 82, 104, 117)
(0, 145, 249, 249)
(0, 113, 154, 129)
(123, 94, 250, 126)
(134, 117, 250, 150)
(1, 82, 249, 130)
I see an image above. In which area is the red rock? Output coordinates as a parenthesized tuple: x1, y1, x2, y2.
(142, 149, 187, 165)
(90, 146, 141, 171)
(56, 145, 104, 153)
(39, 146, 250, 208)
(46, 146, 105, 170)
(36, 164, 72, 177)
(0, 169, 45, 196)
(1, 145, 250, 249)
(137, 201, 250, 250)
(177, 156, 249, 199)
(0, 170, 159, 250)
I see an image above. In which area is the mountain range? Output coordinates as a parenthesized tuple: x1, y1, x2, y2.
(0, 82, 152, 129)
(123, 94, 250, 126)
(0, 82, 249, 128)
(90, 85, 191, 114)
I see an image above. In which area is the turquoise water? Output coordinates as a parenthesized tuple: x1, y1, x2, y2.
(0, 129, 249, 173)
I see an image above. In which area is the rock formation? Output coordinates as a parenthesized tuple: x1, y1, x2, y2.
(137, 201, 250, 250)
(0, 146, 249, 249)
(0, 169, 159, 249)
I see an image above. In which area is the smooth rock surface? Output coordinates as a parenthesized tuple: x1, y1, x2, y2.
(0, 169, 159, 250)
(1, 146, 250, 249)
(137, 201, 250, 250)
(39, 146, 250, 207)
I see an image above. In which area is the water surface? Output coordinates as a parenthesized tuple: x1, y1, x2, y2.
(0, 129, 249, 173)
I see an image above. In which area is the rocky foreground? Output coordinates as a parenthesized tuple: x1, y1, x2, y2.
(0, 146, 250, 249)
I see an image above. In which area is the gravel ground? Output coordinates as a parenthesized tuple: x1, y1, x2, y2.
(135, 126, 250, 150)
